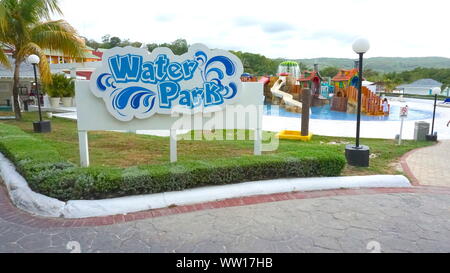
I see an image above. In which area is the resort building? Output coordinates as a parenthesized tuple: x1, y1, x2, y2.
(44, 46, 101, 64)
(0, 61, 37, 106)
(0, 43, 104, 106)
(397, 79, 443, 95)
(2, 44, 102, 64)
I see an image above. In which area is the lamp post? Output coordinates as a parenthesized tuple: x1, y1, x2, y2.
(345, 38, 370, 167)
(426, 87, 440, 141)
(27, 54, 51, 133)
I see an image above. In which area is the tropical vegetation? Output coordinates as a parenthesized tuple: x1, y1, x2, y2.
(0, 0, 86, 120)
(43, 73, 74, 98)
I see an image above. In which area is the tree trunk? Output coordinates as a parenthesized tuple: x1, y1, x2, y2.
(12, 60, 22, 120)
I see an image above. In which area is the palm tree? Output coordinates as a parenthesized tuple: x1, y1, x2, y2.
(0, 0, 86, 120)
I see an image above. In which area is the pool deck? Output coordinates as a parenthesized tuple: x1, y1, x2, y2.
(263, 97, 450, 140)
(53, 97, 450, 140)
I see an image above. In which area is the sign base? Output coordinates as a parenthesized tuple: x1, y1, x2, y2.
(345, 145, 370, 167)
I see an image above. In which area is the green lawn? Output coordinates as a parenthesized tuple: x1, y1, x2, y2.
(0, 111, 434, 201)
(0, 111, 432, 176)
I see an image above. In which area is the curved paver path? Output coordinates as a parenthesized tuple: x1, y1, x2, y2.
(403, 140, 450, 187)
(1, 183, 450, 253)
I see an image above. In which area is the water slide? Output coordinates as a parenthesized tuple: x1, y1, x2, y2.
(270, 77, 303, 112)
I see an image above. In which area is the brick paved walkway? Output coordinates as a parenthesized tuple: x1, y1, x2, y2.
(2, 140, 450, 253)
(1, 183, 450, 253)
(403, 141, 450, 187)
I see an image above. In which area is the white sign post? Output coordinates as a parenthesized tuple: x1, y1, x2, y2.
(398, 106, 408, 145)
(76, 44, 264, 167)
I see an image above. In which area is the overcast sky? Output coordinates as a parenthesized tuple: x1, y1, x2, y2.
(56, 0, 450, 59)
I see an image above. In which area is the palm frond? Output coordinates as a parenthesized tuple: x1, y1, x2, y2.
(0, 47, 11, 68)
(17, 42, 52, 84)
(19, 0, 62, 22)
(0, 2, 6, 32)
(31, 20, 87, 60)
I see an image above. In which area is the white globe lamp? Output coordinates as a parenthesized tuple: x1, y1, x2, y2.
(431, 87, 441, 95)
(352, 38, 370, 54)
(27, 54, 40, 65)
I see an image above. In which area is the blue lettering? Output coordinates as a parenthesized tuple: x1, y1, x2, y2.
(155, 55, 169, 82)
(108, 54, 142, 83)
(141, 62, 156, 84)
(204, 82, 224, 107)
(167, 63, 183, 81)
(182, 60, 199, 80)
(158, 81, 180, 109)
(179, 90, 192, 108)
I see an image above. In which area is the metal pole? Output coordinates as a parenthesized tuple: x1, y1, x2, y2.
(431, 94, 437, 135)
(33, 64, 43, 122)
(399, 117, 404, 145)
(355, 53, 364, 148)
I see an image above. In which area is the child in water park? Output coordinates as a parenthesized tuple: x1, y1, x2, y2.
(382, 98, 390, 116)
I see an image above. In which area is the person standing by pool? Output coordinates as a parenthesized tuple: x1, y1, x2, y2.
(382, 98, 390, 116)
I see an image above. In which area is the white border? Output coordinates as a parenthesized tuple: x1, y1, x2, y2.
(0, 152, 411, 219)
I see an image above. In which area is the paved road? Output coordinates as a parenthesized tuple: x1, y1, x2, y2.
(1, 192, 449, 253)
(405, 140, 450, 187)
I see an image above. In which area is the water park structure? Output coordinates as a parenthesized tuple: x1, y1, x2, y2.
(263, 60, 389, 118)
(330, 62, 388, 116)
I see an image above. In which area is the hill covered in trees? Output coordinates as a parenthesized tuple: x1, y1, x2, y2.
(295, 57, 450, 73)
(84, 36, 450, 89)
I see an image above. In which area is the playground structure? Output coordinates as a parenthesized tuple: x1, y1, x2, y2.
(329, 61, 388, 116)
(241, 73, 258, 82)
(298, 64, 328, 106)
(250, 60, 389, 118)
(331, 86, 388, 116)
(321, 82, 335, 99)
(278, 61, 301, 79)
(270, 76, 304, 113)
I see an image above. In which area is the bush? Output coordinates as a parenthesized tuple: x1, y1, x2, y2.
(0, 123, 346, 201)
(43, 73, 75, 98)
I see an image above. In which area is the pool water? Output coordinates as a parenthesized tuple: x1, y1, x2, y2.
(264, 104, 435, 121)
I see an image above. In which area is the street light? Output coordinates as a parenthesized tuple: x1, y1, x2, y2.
(426, 87, 441, 141)
(345, 38, 370, 167)
(27, 54, 51, 133)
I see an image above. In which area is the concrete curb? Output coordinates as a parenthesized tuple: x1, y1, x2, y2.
(0, 153, 65, 217)
(0, 152, 411, 219)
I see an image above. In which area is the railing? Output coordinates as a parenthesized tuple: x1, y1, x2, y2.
(336, 86, 388, 116)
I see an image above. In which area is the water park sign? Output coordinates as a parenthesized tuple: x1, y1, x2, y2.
(76, 45, 263, 167)
(90, 44, 244, 121)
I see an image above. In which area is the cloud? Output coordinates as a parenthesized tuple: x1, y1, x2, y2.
(154, 14, 174, 22)
(57, 0, 450, 59)
(307, 31, 357, 44)
(234, 17, 260, 27)
(234, 17, 295, 34)
(261, 22, 296, 33)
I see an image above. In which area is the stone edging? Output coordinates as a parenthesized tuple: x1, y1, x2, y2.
(1, 152, 412, 220)
(400, 141, 442, 186)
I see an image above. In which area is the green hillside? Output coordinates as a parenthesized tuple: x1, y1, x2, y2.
(295, 57, 450, 73)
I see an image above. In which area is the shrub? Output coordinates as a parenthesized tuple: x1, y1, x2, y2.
(0, 123, 346, 201)
(43, 73, 75, 98)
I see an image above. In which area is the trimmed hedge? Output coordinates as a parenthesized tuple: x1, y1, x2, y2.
(0, 123, 346, 201)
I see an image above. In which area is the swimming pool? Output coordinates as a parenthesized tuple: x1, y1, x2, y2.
(264, 104, 435, 121)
